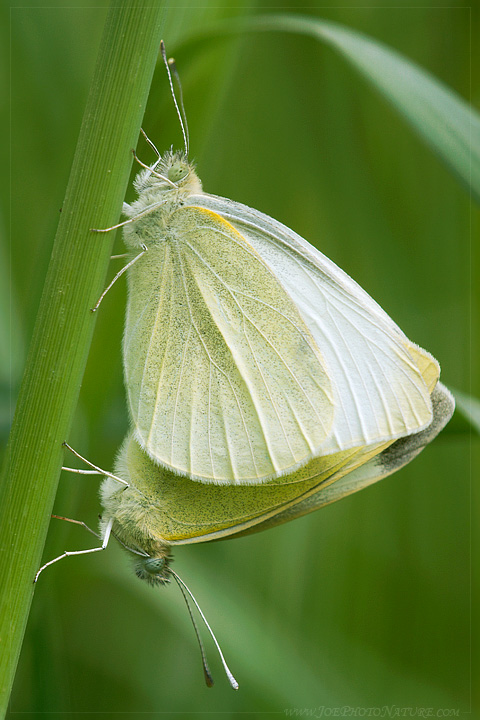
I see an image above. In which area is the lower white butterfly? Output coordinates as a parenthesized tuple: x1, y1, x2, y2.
(95, 42, 453, 486)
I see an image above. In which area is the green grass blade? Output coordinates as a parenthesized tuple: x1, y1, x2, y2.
(233, 14, 480, 202)
(0, 4, 166, 714)
(451, 388, 480, 435)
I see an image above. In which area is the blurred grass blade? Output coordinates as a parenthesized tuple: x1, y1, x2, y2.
(451, 388, 480, 434)
(0, 211, 25, 388)
(243, 14, 480, 202)
(0, 209, 25, 446)
(0, 4, 166, 714)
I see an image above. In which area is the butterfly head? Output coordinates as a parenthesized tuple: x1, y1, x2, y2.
(133, 550, 172, 586)
(134, 150, 202, 197)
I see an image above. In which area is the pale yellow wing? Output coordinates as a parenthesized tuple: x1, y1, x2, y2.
(124, 206, 334, 484)
(102, 433, 360, 550)
(227, 382, 454, 538)
(187, 193, 437, 456)
(102, 381, 453, 550)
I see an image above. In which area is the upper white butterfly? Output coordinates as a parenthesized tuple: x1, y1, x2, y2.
(120, 144, 438, 484)
(99, 42, 441, 485)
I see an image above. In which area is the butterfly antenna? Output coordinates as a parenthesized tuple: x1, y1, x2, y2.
(167, 57, 189, 158)
(160, 40, 189, 157)
(170, 568, 239, 690)
(172, 573, 214, 687)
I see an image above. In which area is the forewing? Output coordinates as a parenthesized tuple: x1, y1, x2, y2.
(113, 434, 363, 546)
(124, 206, 334, 484)
(189, 193, 436, 453)
(228, 382, 454, 538)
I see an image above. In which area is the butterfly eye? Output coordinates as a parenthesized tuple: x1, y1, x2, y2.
(134, 556, 170, 585)
(168, 161, 188, 182)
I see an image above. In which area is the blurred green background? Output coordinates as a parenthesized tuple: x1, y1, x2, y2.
(4, 2, 478, 717)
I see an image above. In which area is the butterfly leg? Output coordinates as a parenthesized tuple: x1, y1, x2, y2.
(34, 517, 113, 583)
(51, 514, 100, 537)
(62, 442, 128, 487)
(90, 244, 147, 312)
(140, 127, 160, 158)
(90, 194, 170, 235)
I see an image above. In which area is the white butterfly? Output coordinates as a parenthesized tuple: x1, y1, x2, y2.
(94, 47, 453, 487)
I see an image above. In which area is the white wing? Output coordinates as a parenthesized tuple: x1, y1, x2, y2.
(124, 206, 334, 484)
(236, 382, 454, 538)
(187, 193, 437, 456)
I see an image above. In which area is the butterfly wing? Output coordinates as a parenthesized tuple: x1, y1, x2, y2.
(223, 383, 454, 539)
(105, 383, 452, 549)
(124, 205, 334, 484)
(107, 433, 368, 548)
(188, 193, 437, 457)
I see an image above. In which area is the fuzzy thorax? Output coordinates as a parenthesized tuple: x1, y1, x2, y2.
(100, 475, 172, 585)
(121, 150, 202, 250)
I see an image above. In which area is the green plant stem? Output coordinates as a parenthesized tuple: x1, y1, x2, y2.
(0, 4, 166, 714)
